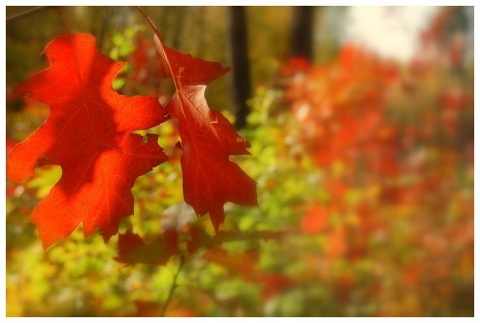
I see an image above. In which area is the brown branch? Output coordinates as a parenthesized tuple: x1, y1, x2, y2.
(160, 256, 184, 316)
(6, 7, 47, 23)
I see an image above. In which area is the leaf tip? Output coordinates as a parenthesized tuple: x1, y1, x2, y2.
(210, 206, 226, 234)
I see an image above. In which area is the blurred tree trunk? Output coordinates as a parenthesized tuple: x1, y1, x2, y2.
(291, 6, 315, 60)
(228, 6, 251, 130)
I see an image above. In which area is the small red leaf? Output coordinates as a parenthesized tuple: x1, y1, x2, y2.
(203, 248, 294, 299)
(116, 231, 146, 260)
(203, 248, 259, 280)
(116, 230, 178, 265)
(259, 274, 295, 300)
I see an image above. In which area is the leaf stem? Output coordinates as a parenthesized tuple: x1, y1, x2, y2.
(160, 255, 184, 316)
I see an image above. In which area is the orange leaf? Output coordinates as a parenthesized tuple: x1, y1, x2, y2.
(301, 205, 330, 234)
(7, 34, 168, 248)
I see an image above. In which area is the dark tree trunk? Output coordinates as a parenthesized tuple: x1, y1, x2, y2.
(228, 6, 251, 130)
(291, 6, 315, 60)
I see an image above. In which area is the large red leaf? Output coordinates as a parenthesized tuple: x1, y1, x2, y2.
(6, 33, 168, 248)
(142, 14, 258, 231)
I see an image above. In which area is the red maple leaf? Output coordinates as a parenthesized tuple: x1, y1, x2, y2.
(6, 33, 168, 248)
(140, 12, 258, 231)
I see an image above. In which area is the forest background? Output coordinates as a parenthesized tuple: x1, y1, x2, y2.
(5, 6, 475, 317)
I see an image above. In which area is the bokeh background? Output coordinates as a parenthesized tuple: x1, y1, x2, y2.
(6, 6, 474, 316)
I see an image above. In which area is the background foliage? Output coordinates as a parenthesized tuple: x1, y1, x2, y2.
(6, 6, 474, 316)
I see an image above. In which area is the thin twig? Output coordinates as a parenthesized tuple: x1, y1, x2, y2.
(6, 7, 46, 23)
(160, 256, 184, 317)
